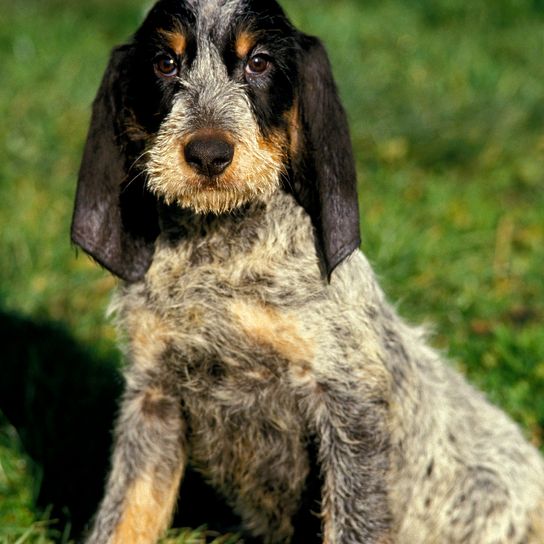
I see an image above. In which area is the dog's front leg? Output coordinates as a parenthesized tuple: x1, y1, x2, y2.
(85, 375, 187, 544)
(300, 374, 392, 544)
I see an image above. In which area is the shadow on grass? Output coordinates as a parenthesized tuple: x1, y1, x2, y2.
(0, 309, 120, 538)
(0, 309, 243, 542)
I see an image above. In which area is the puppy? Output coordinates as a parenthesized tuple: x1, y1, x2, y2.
(71, 0, 544, 542)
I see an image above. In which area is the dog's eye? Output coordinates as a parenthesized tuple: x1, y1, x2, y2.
(154, 55, 178, 78)
(245, 54, 270, 76)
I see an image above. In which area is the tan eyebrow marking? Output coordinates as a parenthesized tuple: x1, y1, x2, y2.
(159, 29, 187, 56)
(235, 30, 256, 59)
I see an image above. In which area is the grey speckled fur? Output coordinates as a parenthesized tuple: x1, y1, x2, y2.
(75, 1, 544, 542)
(86, 190, 544, 544)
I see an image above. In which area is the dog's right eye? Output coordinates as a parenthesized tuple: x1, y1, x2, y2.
(154, 55, 178, 78)
(245, 54, 271, 77)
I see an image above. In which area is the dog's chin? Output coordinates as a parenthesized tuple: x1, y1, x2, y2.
(148, 173, 280, 215)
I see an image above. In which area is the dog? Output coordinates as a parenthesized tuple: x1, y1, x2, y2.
(71, 0, 544, 542)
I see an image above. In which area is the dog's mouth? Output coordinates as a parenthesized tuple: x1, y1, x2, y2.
(189, 175, 223, 190)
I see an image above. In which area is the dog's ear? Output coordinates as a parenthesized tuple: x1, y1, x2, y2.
(71, 45, 159, 283)
(289, 35, 360, 278)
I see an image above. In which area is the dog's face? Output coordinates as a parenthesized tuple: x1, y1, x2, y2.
(72, 0, 360, 282)
(139, 0, 298, 214)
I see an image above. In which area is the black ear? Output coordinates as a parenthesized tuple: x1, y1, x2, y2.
(289, 35, 360, 277)
(71, 45, 159, 283)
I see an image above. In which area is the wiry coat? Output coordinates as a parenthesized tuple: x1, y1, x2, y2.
(71, 0, 544, 543)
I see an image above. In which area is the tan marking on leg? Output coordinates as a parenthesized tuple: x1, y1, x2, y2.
(141, 388, 176, 419)
(235, 31, 256, 59)
(321, 502, 334, 544)
(112, 467, 184, 544)
(231, 300, 314, 363)
(159, 29, 187, 56)
(125, 310, 173, 369)
(528, 499, 544, 543)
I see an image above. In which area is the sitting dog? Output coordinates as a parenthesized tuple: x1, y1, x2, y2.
(71, 0, 544, 542)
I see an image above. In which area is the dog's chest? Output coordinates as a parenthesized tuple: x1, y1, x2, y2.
(156, 284, 311, 506)
(115, 193, 324, 490)
(181, 371, 310, 511)
(138, 269, 312, 503)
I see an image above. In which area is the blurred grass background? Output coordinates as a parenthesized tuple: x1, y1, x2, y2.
(0, 0, 543, 541)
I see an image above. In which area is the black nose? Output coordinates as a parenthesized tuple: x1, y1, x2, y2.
(184, 137, 234, 177)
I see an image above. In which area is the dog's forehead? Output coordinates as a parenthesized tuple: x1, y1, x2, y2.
(147, 0, 288, 38)
(190, 0, 241, 35)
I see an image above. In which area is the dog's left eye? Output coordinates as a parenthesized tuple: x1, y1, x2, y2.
(154, 55, 178, 78)
(245, 54, 271, 76)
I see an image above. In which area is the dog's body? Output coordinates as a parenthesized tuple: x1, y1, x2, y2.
(72, 0, 544, 542)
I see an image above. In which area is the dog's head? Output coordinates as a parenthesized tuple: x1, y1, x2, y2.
(72, 0, 360, 282)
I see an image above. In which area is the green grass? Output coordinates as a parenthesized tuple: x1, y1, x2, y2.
(1, 0, 543, 541)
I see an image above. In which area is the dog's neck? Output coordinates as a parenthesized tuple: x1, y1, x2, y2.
(152, 187, 327, 280)
(157, 195, 267, 243)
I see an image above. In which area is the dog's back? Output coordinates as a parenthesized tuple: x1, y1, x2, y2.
(380, 305, 544, 542)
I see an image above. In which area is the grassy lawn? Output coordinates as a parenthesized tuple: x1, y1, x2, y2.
(0, 0, 543, 541)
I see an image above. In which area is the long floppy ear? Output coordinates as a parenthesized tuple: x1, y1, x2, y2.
(289, 35, 361, 278)
(71, 45, 159, 283)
